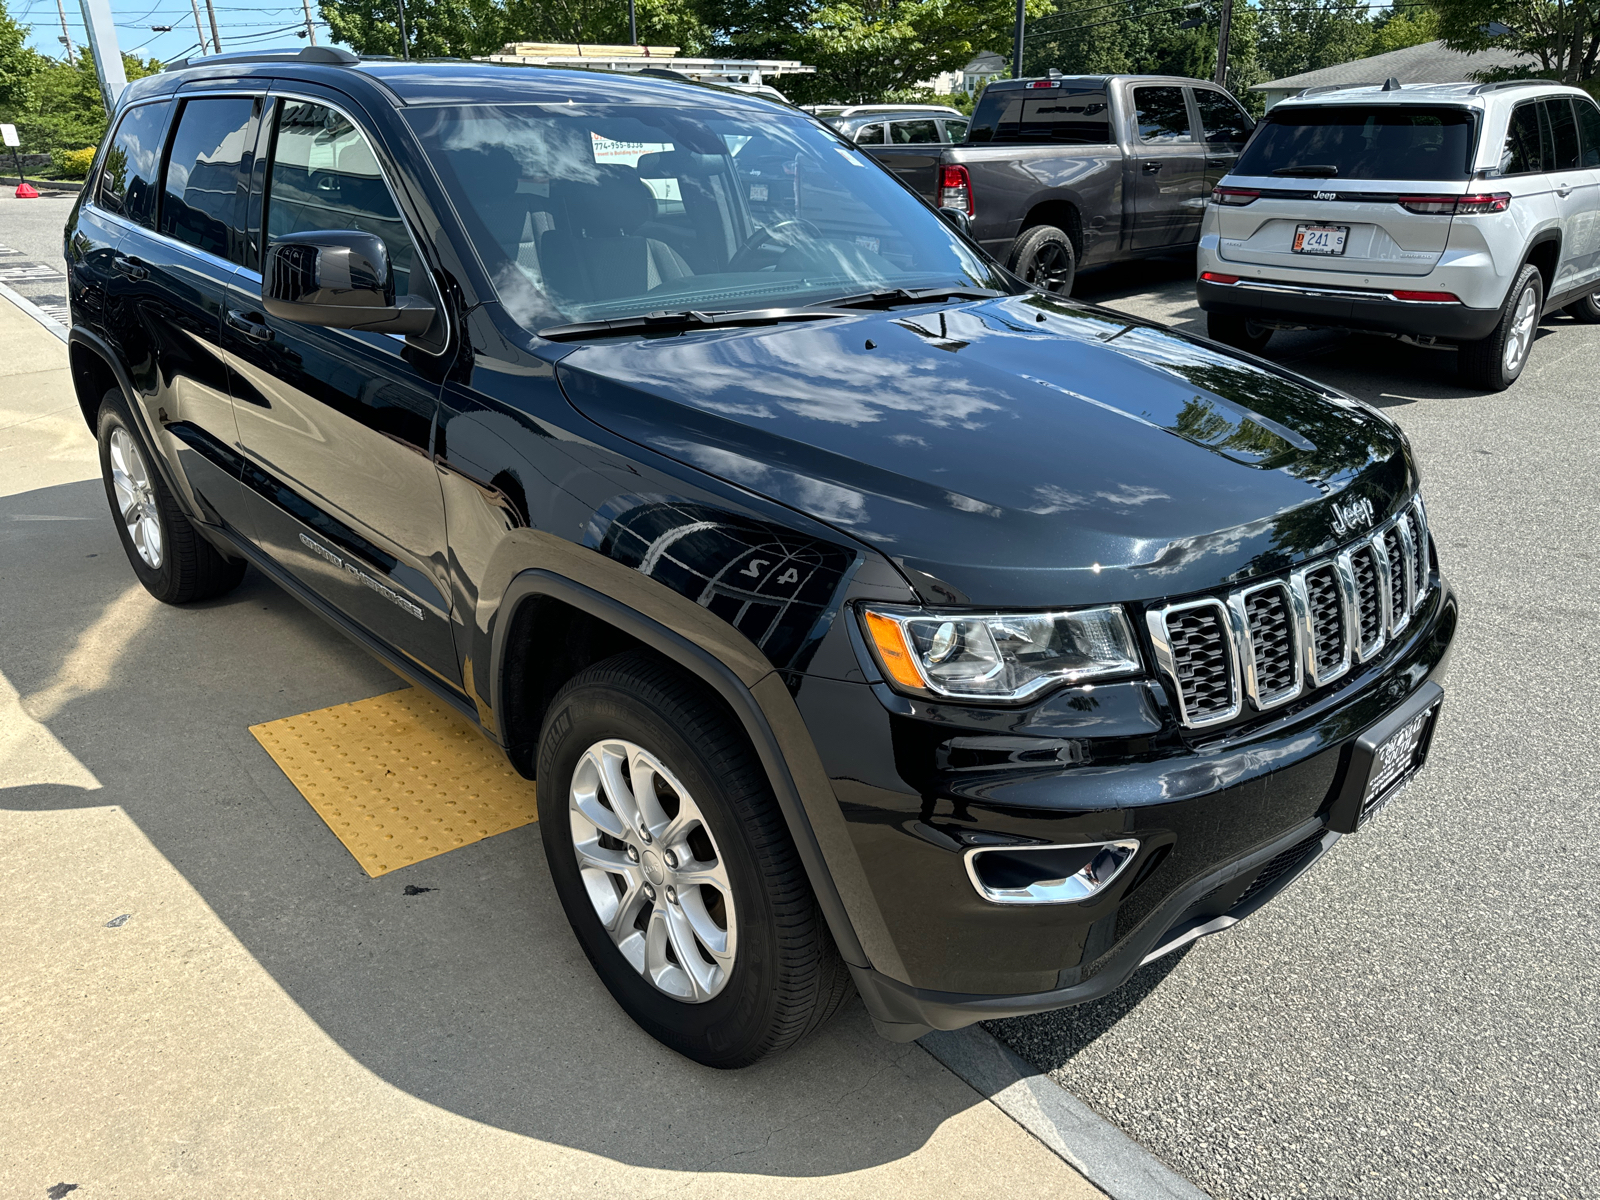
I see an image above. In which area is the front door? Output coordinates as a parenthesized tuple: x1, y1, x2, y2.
(222, 92, 460, 690)
(1129, 84, 1206, 251)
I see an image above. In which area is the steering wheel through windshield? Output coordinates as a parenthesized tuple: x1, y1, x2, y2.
(726, 218, 824, 272)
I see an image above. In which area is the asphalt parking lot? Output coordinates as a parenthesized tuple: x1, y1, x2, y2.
(4, 188, 1597, 1199)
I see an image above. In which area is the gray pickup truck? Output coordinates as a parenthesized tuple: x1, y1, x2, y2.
(868, 74, 1256, 294)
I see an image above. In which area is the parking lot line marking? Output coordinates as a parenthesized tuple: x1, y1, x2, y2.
(249, 687, 537, 877)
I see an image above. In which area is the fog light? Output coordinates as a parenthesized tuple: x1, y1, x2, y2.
(964, 839, 1139, 905)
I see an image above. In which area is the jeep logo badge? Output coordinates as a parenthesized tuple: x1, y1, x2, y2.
(1315, 190, 1337, 201)
(1332, 496, 1376, 536)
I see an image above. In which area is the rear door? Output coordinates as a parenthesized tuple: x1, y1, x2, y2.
(222, 90, 460, 689)
(1129, 84, 1206, 250)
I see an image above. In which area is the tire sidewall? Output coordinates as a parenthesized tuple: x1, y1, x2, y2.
(1497, 266, 1543, 386)
(537, 680, 782, 1065)
(96, 390, 179, 599)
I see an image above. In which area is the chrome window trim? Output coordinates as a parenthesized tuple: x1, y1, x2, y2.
(263, 89, 453, 359)
(1147, 596, 1241, 728)
(1227, 579, 1303, 711)
(93, 208, 257, 281)
(1289, 560, 1351, 687)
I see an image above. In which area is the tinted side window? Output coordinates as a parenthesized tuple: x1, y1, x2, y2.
(1576, 98, 1600, 167)
(98, 102, 170, 227)
(267, 100, 416, 295)
(1501, 102, 1546, 174)
(891, 120, 940, 145)
(854, 122, 884, 145)
(160, 97, 255, 264)
(1134, 86, 1193, 143)
(943, 118, 969, 143)
(1195, 89, 1253, 150)
(1544, 98, 1580, 171)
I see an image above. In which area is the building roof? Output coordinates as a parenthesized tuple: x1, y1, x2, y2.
(1252, 39, 1533, 92)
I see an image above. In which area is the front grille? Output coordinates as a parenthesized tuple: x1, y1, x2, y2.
(1350, 545, 1383, 651)
(1244, 585, 1296, 700)
(1168, 606, 1234, 721)
(1381, 527, 1408, 627)
(1304, 565, 1345, 676)
(1150, 496, 1431, 728)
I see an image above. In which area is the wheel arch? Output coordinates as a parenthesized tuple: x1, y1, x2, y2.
(67, 327, 132, 433)
(1017, 195, 1085, 260)
(1524, 231, 1561, 298)
(489, 568, 872, 971)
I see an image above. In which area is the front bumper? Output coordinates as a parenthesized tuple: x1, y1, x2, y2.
(794, 578, 1458, 1039)
(1196, 276, 1503, 342)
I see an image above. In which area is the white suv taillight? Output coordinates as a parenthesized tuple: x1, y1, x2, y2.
(938, 165, 973, 216)
(1212, 186, 1260, 206)
(1398, 193, 1511, 215)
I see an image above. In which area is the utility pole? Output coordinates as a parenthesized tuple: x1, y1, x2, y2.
(1214, 0, 1233, 86)
(205, 0, 223, 53)
(395, 0, 410, 59)
(76, 0, 127, 111)
(628, 0, 637, 45)
(301, 0, 317, 44)
(189, 0, 209, 54)
(1012, 0, 1025, 79)
(55, 0, 76, 62)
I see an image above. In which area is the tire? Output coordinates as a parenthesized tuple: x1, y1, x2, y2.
(537, 651, 853, 1068)
(1563, 289, 1600, 323)
(1459, 263, 1542, 391)
(96, 388, 247, 605)
(1008, 224, 1077, 295)
(1207, 312, 1273, 354)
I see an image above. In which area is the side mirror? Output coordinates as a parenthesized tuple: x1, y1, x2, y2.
(938, 207, 972, 236)
(263, 230, 435, 336)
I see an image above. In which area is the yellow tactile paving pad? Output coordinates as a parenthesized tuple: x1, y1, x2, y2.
(249, 688, 537, 877)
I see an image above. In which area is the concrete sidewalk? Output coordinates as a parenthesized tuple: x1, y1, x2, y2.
(0, 295, 1105, 1197)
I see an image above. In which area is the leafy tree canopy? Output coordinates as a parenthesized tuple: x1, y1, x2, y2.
(1433, 0, 1600, 80)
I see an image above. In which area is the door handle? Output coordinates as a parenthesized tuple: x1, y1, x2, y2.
(1143, 161, 1162, 174)
(1557, 183, 1574, 197)
(226, 310, 273, 342)
(112, 254, 148, 280)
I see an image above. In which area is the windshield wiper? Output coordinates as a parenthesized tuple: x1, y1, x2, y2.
(1271, 165, 1339, 177)
(538, 306, 852, 341)
(823, 285, 1007, 310)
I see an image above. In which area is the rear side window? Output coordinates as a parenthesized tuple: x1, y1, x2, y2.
(968, 88, 1111, 145)
(1234, 105, 1479, 181)
(160, 97, 256, 265)
(943, 118, 969, 143)
(1133, 86, 1192, 143)
(1194, 89, 1253, 150)
(266, 100, 417, 296)
(98, 101, 171, 227)
(1576, 98, 1600, 166)
(891, 120, 940, 145)
(1543, 98, 1580, 171)
(854, 123, 884, 145)
(1500, 102, 1545, 174)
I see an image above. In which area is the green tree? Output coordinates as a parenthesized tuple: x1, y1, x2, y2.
(1432, 0, 1600, 80)
(1257, 0, 1374, 82)
(1368, 4, 1440, 55)
(0, 0, 42, 115)
(319, 0, 712, 57)
(9, 50, 161, 157)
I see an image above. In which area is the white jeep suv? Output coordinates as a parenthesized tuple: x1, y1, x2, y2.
(1196, 80, 1600, 390)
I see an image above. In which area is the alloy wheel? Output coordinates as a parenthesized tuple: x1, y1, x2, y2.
(1503, 283, 1538, 374)
(109, 427, 163, 569)
(568, 738, 737, 1003)
(1026, 242, 1074, 292)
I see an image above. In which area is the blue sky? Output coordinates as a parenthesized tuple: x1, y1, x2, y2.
(13, 0, 336, 67)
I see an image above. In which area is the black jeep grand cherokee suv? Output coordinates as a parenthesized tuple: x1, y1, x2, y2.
(65, 48, 1456, 1068)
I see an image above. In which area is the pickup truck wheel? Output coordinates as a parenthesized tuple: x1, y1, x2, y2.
(96, 389, 247, 605)
(1207, 313, 1273, 354)
(537, 651, 852, 1068)
(1562, 289, 1600, 323)
(1458, 263, 1541, 391)
(1009, 224, 1076, 295)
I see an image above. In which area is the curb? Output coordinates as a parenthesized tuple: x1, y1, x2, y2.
(0, 280, 68, 343)
(919, 1024, 1208, 1200)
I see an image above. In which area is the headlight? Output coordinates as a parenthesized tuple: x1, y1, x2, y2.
(860, 604, 1142, 702)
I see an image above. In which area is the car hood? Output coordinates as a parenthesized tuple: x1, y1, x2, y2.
(553, 294, 1414, 608)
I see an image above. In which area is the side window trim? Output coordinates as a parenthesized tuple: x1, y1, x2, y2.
(261, 87, 450, 356)
(91, 97, 176, 225)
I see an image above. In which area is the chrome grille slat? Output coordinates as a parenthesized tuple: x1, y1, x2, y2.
(1152, 499, 1431, 729)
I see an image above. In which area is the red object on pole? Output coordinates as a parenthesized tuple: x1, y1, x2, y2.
(15, 182, 40, 198)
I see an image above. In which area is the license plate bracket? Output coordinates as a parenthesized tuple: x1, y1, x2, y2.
(1326, 682, 1443, 833)
(1292, 223, 1350, 256)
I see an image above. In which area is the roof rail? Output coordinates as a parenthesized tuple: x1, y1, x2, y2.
(1471, 78, 1551, 94)
(165, 45, 358, 72)
(1297, 82, 1378, 96)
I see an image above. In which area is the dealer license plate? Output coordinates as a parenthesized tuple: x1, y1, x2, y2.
(1292, 223, 1349, 256)
(1356, 701, 1440, 826)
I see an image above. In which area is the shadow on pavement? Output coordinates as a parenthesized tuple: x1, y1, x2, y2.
(0, 478, 960, 1178)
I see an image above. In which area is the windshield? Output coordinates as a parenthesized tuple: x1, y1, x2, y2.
(1233, 105, 1479, 181)
(407, 102, 1009, 329)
